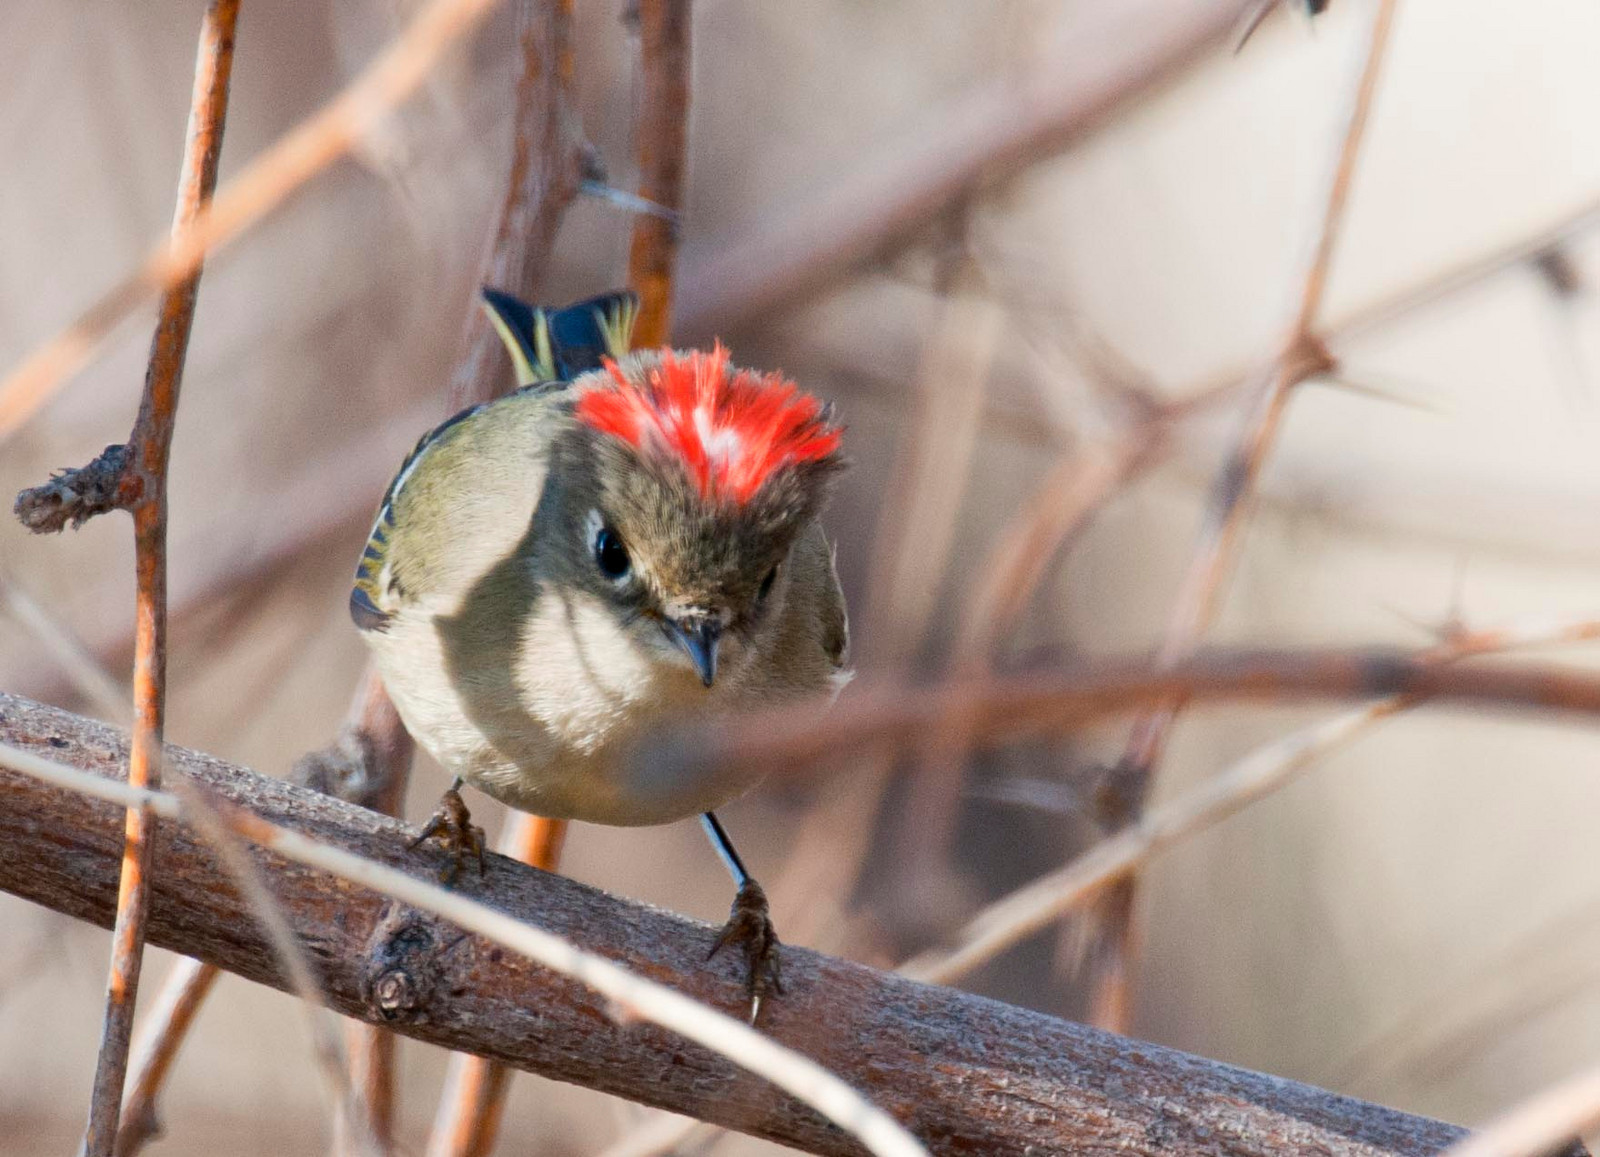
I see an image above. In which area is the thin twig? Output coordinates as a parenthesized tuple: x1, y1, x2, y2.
(0, 570, 128, 721)
(81, 6, 238, 1153)
(163, 774, 375, 1153)
(0, 0, 505, 443)
(901, 613, 1600, 986)
(1089, 0, 1399, 1031)
(0, 739, 928, 1157)
(113, 958, 218, 1157)
(1439, 1066, 1600, 1157)
(625, 0, 692, 349)
(674, 0, 1253, 338)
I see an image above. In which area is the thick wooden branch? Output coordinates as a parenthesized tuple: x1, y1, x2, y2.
(0, 690, 1491, 1157)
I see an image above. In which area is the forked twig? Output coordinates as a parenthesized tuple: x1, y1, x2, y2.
(1088, 0, 1400, 1029)
(66, 5, 239, 1152)
(113, 958, 218, 1157)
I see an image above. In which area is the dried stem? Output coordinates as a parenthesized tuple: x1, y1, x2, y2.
(0, 0, 505, 443)
(661, 643, 1600, 778)
(626, 0, 692, 349)
(0, 570, 128, 721)
(0, 697, 1490, 1157)
(1090, 0, 1399, 1031)
(81, 5, 238, 1153)
(1439, 1066, 1600, 1157)
(113, 958, 219, 1157)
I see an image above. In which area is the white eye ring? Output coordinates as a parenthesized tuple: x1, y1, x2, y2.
(586, 509, 632, 584)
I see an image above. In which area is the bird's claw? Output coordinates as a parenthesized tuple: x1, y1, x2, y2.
(709, 878, 782, 1022)
(409, 786, 486, 885)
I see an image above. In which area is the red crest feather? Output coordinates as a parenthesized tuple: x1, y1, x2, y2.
(574, 344, 842, 503)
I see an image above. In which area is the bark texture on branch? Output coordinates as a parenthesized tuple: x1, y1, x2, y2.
(0, 690, 1493, 1157)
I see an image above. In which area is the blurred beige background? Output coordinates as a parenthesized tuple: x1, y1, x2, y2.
(6, 0, 1600, 1152)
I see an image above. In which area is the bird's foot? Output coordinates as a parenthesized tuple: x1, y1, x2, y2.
(709, 878, 782, 1023)
(408, 785, 485, 885)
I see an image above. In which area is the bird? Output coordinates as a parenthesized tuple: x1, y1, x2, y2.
(350, 287, 850, 1012)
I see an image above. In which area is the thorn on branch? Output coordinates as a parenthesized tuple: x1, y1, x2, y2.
(13, 444, 135, 534)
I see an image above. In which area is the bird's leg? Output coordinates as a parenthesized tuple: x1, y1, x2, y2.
(701, 812, 781, 1022)
(409, 777, 486, 884)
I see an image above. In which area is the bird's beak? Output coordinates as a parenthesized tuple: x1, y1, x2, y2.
(668, 617, 722, 687)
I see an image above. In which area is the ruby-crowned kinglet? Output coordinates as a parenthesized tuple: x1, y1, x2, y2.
(350, 288, 849, 1004)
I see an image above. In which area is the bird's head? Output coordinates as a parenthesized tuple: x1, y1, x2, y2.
(540, 344, 844, 688)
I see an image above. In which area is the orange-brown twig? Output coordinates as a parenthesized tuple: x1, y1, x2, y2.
(77, 5, 238, 1152)
(1087, 0, 1399, 1032)
(0, 0, 504, 445)
(626, 0, 692, 349)
(114, 957, 220, 1157)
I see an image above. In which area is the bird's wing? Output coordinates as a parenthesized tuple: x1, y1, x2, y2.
(354, 287, 636, 631)
(350, 401, 488, 632)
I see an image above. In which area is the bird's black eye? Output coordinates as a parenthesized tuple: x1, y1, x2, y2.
(757, 565, 778, 602)
(594, 526, 631, 580)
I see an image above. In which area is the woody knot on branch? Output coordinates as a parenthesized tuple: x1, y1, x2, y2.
(13, 443, 139, 534)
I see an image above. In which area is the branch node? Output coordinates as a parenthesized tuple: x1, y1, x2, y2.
(1285, 330, 1337, 387)
(359, 903, 449, 1024)
(13, 443, 135, 533)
